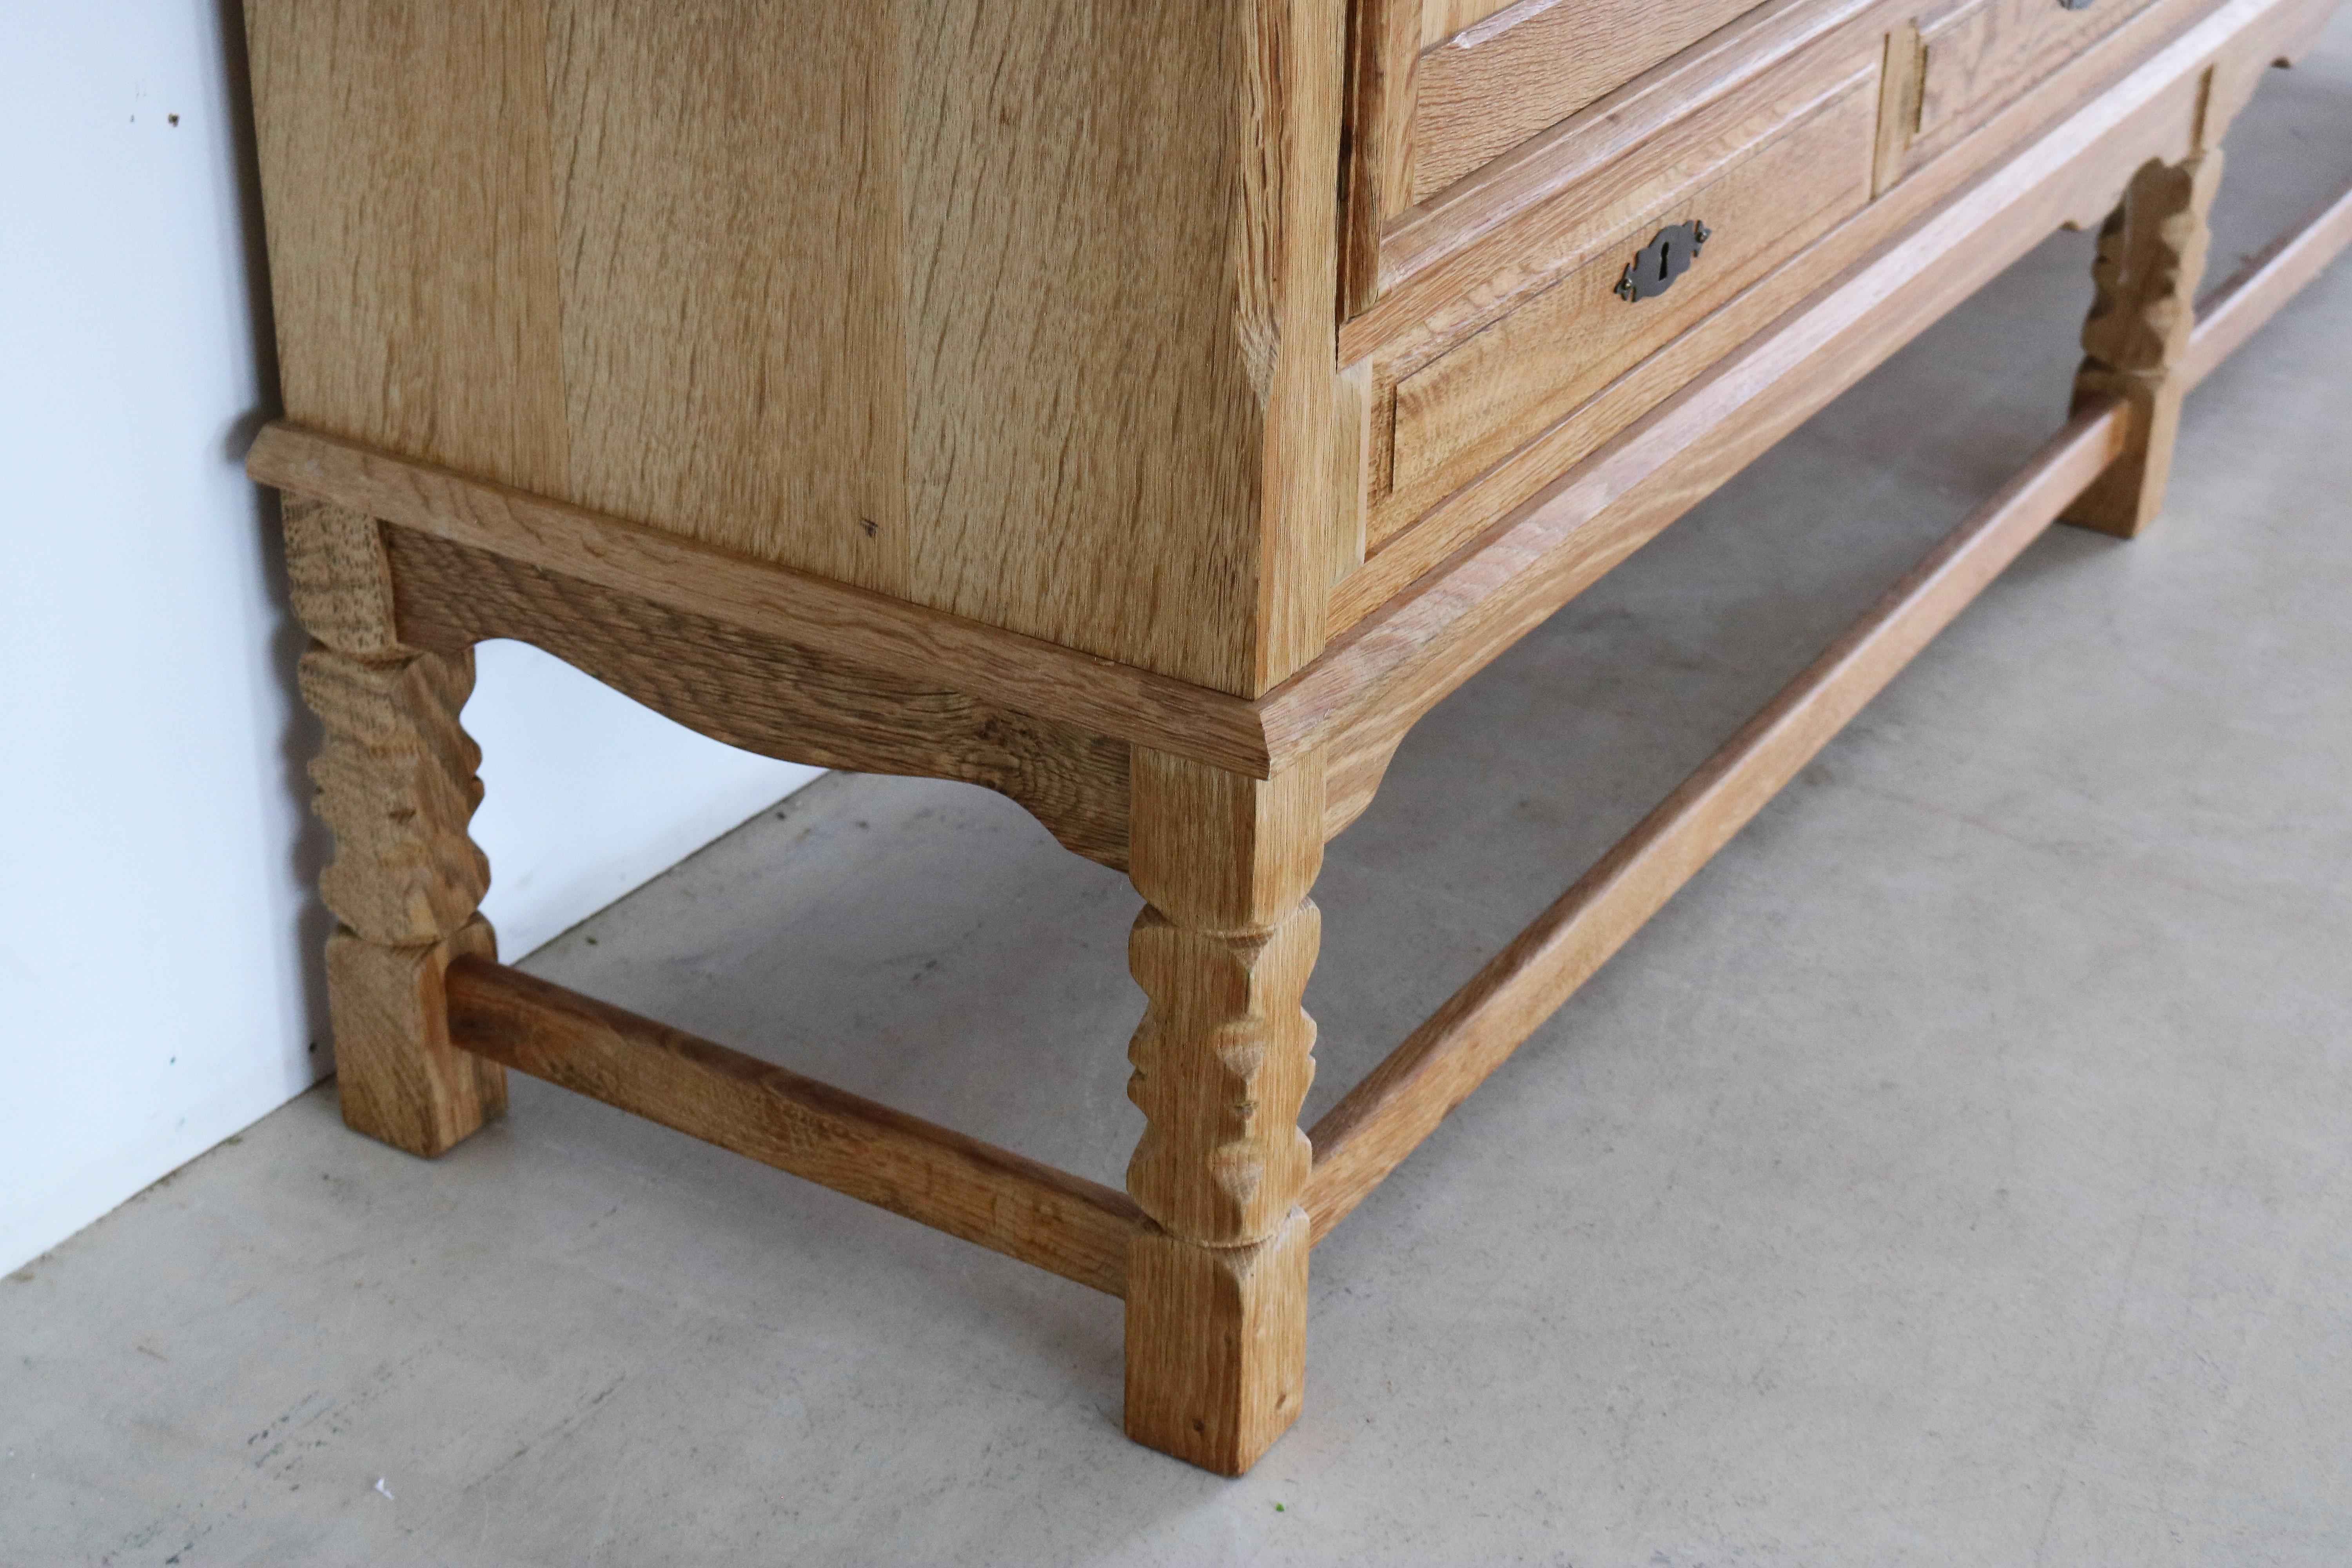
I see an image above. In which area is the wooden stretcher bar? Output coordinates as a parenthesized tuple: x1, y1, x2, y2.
(2181, 176, 2352, 386)
(1302, 174, 2352, 1238)
(392, 168, 2346, 1296)
(443, 958, 1145, 1296)
(1305, 400, 2127, 1238)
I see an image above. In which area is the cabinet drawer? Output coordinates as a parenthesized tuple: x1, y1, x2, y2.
(1378, 72, 1877, 539)
(1412, 0, 1773, 203)
(1903, 0, 2168, 164)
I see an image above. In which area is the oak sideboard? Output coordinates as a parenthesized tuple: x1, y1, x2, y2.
(243, 0, 2350, 1474)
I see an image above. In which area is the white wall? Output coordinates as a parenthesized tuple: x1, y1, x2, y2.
(467, 644, 821, 959)
(0, 1, 817, 1276)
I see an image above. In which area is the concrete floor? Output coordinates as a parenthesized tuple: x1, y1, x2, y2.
(9, 33, 2352, 1567)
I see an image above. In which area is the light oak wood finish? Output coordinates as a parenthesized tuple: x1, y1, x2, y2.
(2064, 149, 2227, 535)
(298, 644, 491, 950)
(248, 0, 1342, 698)
(1122, 750, 1324, 1473)
(1423, 0, 1519, 43)
(386, 528, 1131, 870)
(1306, 111, 2343, 1232)
(1328, 0, 2332, 628)
(445, 959, 1144, 1297)
(283, 498, 506, 1156)
(2180, 174, 2352, 384)
(1125, 1210, 1310, 1478)
(1875, 21, 1929, 197)
(249, 423, 1276, 780)
(1287, 0, 2308, 802)
(1347, 31, 1889, 582)
(1341, 0, 1426, 315)
(326, 920, 505, 1161)
(243, 0, 2347, 1479)
(2053, 0, 2340, 530)
(1353, 3, 1886, 356)
(1383, 74, 1878, 535)
(1330, 360, 1380, 587)
(1308, 401, 2127, 1236)
(1909, 0, 2166, 168)
(243, 3, 570, 497)
(1411, 0, 1772, 205)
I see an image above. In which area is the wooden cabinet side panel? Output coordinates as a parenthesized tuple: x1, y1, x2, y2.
(245, 0, 569, 495)
(543, 1, 911, 599)
(900, 0, 1339, 696)
(249, 0, 1339, 697)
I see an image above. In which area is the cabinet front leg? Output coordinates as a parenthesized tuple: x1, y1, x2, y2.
(1122, 748, 1323, 1475)
(2063, 149, 2225, 538)
(285, 498, 503, 1156)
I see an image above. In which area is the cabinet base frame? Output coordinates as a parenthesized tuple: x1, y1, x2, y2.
(258, 114, 2349, 1470)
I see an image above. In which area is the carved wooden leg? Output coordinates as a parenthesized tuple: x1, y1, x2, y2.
(284, 497, 504, 1156)
(1122, 747, 1323, 1475)
(2063, 149, 2226, 537)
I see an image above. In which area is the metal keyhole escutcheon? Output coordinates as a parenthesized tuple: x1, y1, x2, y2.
(1617, 220, 1712, 303)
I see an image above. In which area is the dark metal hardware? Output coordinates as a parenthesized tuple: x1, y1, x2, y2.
(1617, 220, 1712, 303)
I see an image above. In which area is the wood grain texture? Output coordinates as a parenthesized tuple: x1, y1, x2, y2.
(1305, 0, 2344, 1212)
(1329, 0, 2224, 627)
(1307, 403, 2127, 1238)
(248, 423, 1276, 778)
(542, 0, 909, 598)
(1361, 0, 1886, 332)
(281, 497, 505, 1156)
(2063, 148, 2225, 535)
(387, 527, 1131, 869)
(1124, 1209, 1308, 1474)
(245, 0, 1345, 697)
(1345, 0, 1426, 301)
(1384, 80, 1876, 530)
(1330, 360, 1378, 587)
(1125, 753, 1324, 1246)
(244, 0, 568, 494)
(1874, 21, 1927, 197)
(1322, 56, 2347, 840)
(1422, 0, 1519, 44)
(1347, 38, 1886, 574)
(446, 959, 1145, 1297)
(1915, 0, 2165, 150)
(328, 918, 507, 1159)
(1350, 15, 1886, 387)
(300, 645, 493, 950)
(281, 495, 405, 659)
(2181, 175, 2352, 386)
(892, 0, 1340, 695)
(1121, 750, 1322, 1470)
(1281, 0, 2267, 782)
(1411, 0, 1769, 203)
(287, 501, 491, 947)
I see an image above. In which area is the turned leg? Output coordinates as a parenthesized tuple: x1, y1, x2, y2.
(1121, 747, 1323, 1475)
(2063, 149, 2225, 537)
(284, 497, 504, 1156)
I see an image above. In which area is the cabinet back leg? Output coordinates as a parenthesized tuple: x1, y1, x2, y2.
(285, 497, 504, 1156)
(2063, 149, 2226, 538)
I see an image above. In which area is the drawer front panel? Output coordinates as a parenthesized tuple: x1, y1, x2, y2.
(1380, 74, 1877, 538)
(1913, 0, 2168, 152)
(1413, 0, 1772, 204)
